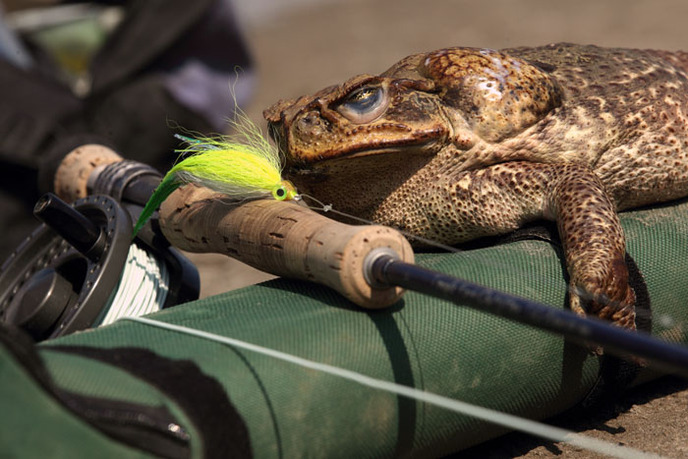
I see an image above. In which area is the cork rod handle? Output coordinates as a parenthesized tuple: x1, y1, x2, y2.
(159, 185, 414, 308)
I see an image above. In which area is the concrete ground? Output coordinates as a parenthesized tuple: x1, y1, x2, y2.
(185, 0, 688, 456)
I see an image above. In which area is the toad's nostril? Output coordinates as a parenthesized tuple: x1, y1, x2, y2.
(297, 114, 326, 134)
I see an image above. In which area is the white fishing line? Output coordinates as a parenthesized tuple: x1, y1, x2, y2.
(123, 316, 662, 459)
(98, 244, 169, 326)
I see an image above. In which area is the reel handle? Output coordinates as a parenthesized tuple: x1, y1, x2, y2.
(159, 186, 414, 309)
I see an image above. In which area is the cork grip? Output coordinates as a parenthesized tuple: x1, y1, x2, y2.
(54, 144, 123, 202)
(159, 185, 414, 308)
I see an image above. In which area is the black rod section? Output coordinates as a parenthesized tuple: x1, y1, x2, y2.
(89, 160, 162, 206)
(371, 254, 688, 378)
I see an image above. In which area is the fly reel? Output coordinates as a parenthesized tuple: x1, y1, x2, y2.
(0, 192, 199, 341)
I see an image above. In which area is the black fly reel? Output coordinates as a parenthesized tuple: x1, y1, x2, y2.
(0, 164, 199, 341)
(1, 194, 131, 340)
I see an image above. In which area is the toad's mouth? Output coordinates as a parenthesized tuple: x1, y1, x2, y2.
(283, 143, 442, 183)
(280, 124, 450, 169)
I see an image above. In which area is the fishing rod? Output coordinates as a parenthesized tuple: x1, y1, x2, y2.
(49, 145, 688, 376)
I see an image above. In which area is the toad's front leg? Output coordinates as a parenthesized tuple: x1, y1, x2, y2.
(424, 161, 636, 330)
(546, 163, 636, 330)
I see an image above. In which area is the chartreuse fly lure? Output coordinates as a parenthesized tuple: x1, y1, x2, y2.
(133, 130, 297, 236)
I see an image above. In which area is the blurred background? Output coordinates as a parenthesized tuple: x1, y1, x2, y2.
(1, 2, 687, 455)
(236, 0, 688, 121)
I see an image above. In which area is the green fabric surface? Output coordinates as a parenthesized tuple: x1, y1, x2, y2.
(0, 198, 682, 457)
(0, 345, 151, 458)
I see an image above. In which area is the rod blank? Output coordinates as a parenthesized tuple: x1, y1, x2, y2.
(369, 252, 688, 378)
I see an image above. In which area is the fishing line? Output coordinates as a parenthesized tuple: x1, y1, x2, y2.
(96, 243, 169, 326)
(123, 316, 660, 459)
(297, 193, 464, 254)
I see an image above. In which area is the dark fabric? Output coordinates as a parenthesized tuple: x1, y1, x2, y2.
(0, 59, 82, 167)
(55, 391, 192, 459)
(0, 320, 55, 392)
(0, 322, 191, 457)
(89, 0, 214, 92)
(0, 0, 253, 260)
(51, 345, 253, 458)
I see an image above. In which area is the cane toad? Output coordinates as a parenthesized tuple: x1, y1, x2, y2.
(264, 43, 688, 330)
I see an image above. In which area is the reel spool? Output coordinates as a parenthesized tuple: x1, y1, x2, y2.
(0, 192, 199, 341)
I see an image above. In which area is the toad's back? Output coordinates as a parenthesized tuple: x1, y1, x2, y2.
(506, 44, 688, 209)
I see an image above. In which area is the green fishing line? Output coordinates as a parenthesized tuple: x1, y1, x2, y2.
(133, 133, 297, 236)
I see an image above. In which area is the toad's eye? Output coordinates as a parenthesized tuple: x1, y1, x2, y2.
(336, 86, 389, 123)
